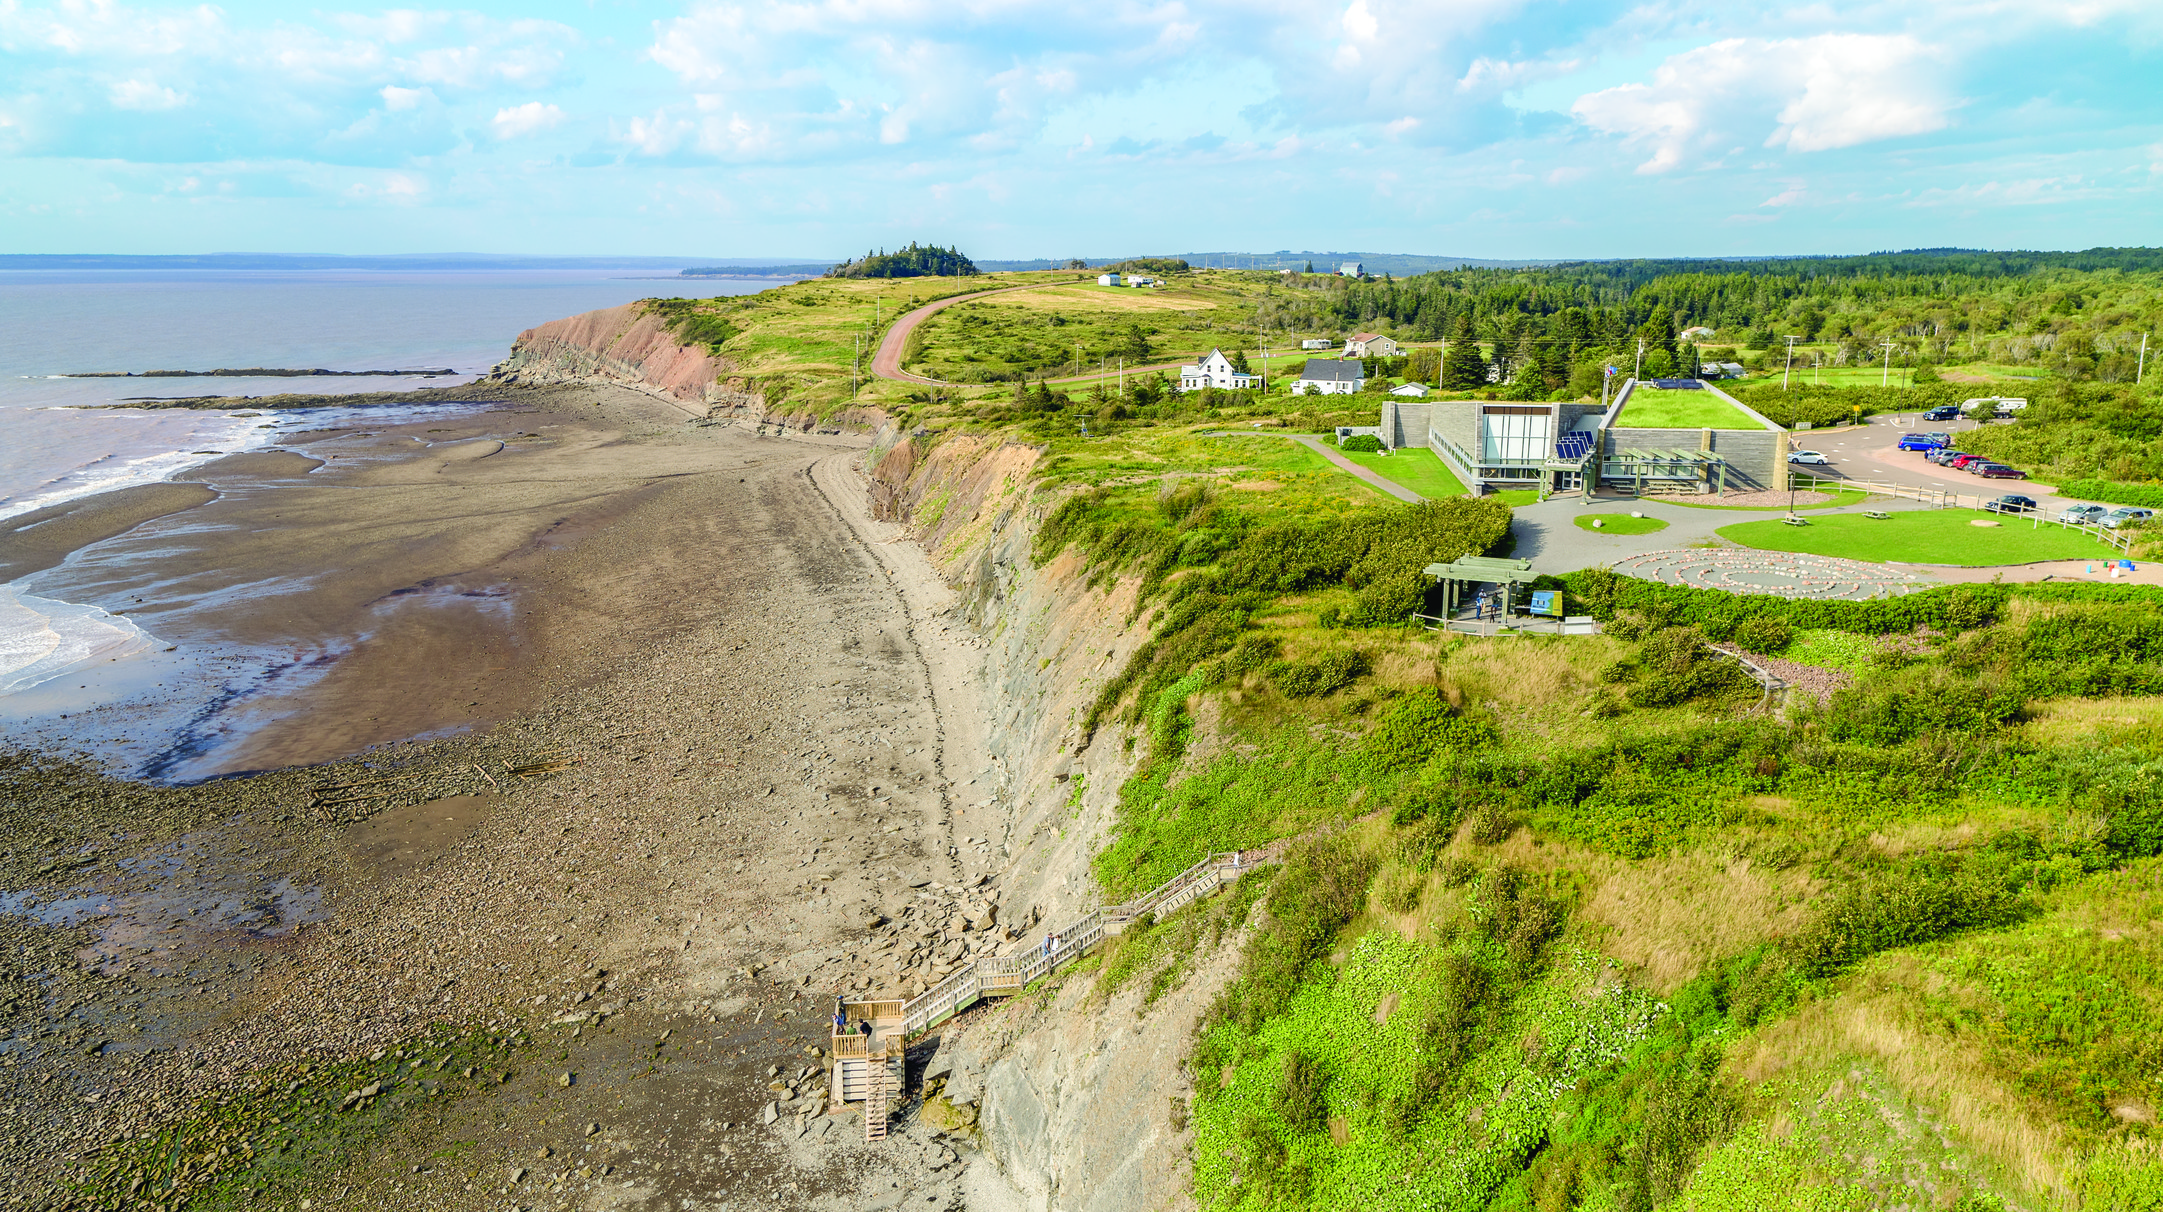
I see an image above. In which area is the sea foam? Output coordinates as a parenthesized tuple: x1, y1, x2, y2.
(0, 583, 161, 694)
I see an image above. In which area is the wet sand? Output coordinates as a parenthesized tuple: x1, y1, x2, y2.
(1, 383, 1020, 1209)
(0, 482, 219, 582)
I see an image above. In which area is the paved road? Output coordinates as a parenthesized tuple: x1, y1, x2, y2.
(870, 284, 1035, 385)
(1507, 489, 1917, 570)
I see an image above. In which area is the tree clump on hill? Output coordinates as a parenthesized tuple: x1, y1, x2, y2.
(827, 242, 977, 279)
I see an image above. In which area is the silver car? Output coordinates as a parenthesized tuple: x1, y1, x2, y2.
(2059, 504, 2108, 525)
(2102, 507, 2155, 530)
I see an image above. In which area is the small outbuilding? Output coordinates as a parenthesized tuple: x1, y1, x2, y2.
(1389, 382, 1430, 398)
(1293, 359, 1364, 395)
(1301, 338, 1333, 350)
(1097, 272, 1121, 287)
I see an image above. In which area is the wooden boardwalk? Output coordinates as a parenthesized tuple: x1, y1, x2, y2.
(829, 849, 1273, 1141)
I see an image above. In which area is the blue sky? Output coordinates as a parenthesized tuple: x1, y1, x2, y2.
(2, 0, 2158, 260)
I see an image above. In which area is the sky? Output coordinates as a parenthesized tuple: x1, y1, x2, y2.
(1, 0, 2159, 261)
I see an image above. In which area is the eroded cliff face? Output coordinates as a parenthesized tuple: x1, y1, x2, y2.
(865, 429, 1244, 1212)
(490, 300, 888, 433)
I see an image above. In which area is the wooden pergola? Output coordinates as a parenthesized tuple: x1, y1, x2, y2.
(1423, 554, 1539, 620)
(1604, 448, 1729, 496)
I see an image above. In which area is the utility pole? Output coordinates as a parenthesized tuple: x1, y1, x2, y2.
(1879, 341, 1897, 387)
(1634, 338, 1644, 381)
(2140, 332, 2151, 385)
(853, 334, 860, 399)
(1782, 336, 1800, 391)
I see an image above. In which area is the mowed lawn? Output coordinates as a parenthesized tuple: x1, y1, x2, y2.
(1335, 447, 1469, 499)
(1719, 511, 2116, 566)
(1617, 387, 1766, 429)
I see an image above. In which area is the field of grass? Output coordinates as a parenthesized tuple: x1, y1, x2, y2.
(909, 277, 1257, 382)
(1334, 447, 1469, 499)
(1662, 488, 1872, 511)
(1617, 386, 1767, 430)
(1719, 510, 2115, 564)
(1574, 513, 1670, 534)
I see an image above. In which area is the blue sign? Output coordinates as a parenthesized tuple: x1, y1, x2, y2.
(1530, 590, 1560, 617)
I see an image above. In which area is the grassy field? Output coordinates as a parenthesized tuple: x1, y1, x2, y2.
(1617, 386, 1767, 430)
(1574, 513, 1670, 534)
(1719, 509, 2116, 564)
(908, 276, 1257, 383)
(1661, 488, 1872, 511)
(1334, 447, 1468, 499)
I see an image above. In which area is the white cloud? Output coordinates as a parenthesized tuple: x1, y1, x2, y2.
(491, 101, 564, 139)
(109, 78, 187, 110)
(1573, 34, 1951, 173)
(379, 85, 434, 111)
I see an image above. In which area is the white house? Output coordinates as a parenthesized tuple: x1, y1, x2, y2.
(1128, 276, 1159, 287)
(1680, 326, 1716, 341)
(1097, 272, 1121, 287)
(1301, 338, 1333, 350)
(1293, 359, 1364, 395)
(1178, 348, 1259, 393)
(1338, 262, 1363, 277)
(1344, 332, 1400, 358)
(1389, 382, 1430, 397)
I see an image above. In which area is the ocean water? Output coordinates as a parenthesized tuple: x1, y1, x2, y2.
(0, 267, 771, 714)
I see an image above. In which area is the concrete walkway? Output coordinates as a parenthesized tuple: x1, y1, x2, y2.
(1196, 430, 1425, 503)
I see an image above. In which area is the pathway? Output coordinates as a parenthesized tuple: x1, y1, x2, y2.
(1200, 430, 1424, 503)
(870, 284, 1037, 385)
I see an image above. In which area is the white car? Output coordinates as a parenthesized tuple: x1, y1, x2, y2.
(1787, 450, 1831, 465)
(2102, 507, 2154, 530)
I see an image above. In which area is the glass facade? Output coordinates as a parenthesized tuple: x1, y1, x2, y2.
(1480, 407, 1550, 465)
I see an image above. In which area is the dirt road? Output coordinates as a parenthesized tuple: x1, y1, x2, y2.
(870, 286, 1031, 385)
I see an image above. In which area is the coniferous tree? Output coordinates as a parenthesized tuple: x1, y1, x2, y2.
(1441, 315, 1491, 389)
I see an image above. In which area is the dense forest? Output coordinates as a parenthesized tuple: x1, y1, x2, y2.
(1258, 248, 2163, 395)
(827, 242, 978, 279)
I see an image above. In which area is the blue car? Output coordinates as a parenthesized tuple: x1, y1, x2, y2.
(1898, 434, 1945, 451)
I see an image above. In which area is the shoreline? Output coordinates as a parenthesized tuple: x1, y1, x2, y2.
(3, 384, 1025, 1205)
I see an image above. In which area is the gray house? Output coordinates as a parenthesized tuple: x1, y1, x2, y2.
(1293, 359, 1364, 395)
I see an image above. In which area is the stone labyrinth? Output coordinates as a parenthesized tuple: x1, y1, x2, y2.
(1611, 549, 1926, 601)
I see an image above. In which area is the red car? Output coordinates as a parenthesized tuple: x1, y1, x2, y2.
(1948, 453, 1989, 469)
(1975, 463, 2028, 479)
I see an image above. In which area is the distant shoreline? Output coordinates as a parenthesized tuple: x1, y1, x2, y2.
(67, 367, 456, 379)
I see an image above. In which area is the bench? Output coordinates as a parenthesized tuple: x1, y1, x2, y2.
(1863, 510, 1890, 520)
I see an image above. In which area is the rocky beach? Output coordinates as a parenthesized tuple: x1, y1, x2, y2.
(0, 380, 1065, 1209)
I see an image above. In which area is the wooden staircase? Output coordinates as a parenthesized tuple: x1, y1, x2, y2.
(863, 1053, 889, 1142)
(830, 847, 1277, 1141)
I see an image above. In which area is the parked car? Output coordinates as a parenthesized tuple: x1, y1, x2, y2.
(2060, 504, 2109, 525)
(1788, 450, 1830, 465)
(1983, 495, 2038, 514)
(1949, 453, 1989, 469)
(1975, 463, 2027, 479)
(2102, 507, 2155, 529)
(1897, 434, 1944, 451)
(1924, 406, 1961, 421)
(1927, 448, 1968, 465)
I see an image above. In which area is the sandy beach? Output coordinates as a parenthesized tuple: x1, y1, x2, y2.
(0, 384, 1025, 1208)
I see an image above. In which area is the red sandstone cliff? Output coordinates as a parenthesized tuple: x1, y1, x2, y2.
(490, 301, 734, 407)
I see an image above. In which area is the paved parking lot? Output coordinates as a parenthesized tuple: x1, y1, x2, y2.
(1785, 414, 2100, 506)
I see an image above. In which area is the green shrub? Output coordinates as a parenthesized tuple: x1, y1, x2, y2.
(1270, 649, 1371, 697)
(1271, 1050, 1329, 1133)
(1804, 667, 2023, 745)
(1362, 690, 1496, 771)
(1225, 633, 1279, 677)
(1790, 863, 2029, 978)
(1339, 434, 1382, 452)
(1734, 616, 1793, 655)
(2055, 479, 2163, 509)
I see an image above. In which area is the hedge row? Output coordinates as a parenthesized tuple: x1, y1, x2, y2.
(2054, 479, 2163, 509)
(1560, 568, 2163, 639)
